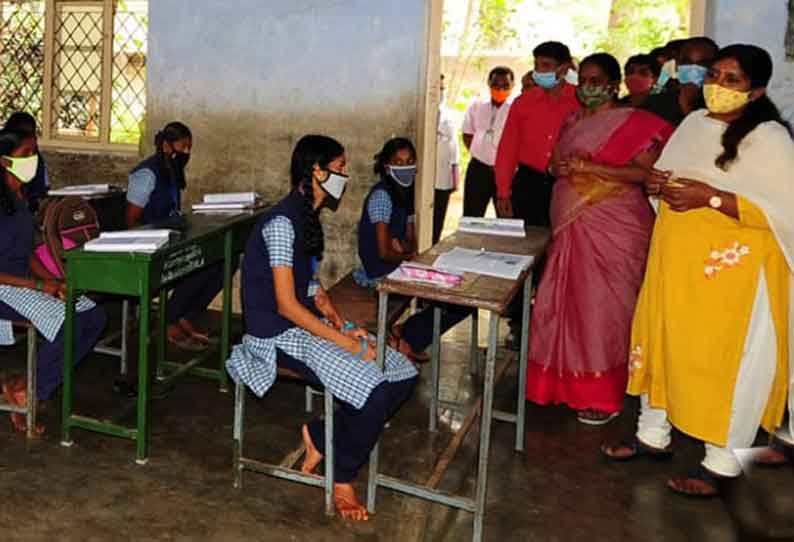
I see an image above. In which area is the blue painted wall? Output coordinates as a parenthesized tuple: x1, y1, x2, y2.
(146, 0, 429, 282)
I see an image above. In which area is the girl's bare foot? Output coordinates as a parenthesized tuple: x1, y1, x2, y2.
(334, 483, 369, 521)
(301, 424, 323, 474)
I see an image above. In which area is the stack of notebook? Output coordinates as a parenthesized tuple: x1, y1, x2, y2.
(456, 217, 526, 238)
(49, 184, 116, 196)
(192, 192, 261, 214)
(83, 229, 175, 253)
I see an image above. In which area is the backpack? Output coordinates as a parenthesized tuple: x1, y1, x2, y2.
(34, 196, 101, 278)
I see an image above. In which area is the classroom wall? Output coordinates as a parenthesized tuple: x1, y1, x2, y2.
(706, 0, 794, 121)
(146, 0, 430, 286)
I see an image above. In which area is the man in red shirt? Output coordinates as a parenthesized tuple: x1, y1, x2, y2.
(495, 41, 580, 226)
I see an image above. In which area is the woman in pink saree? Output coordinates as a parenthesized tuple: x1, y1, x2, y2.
(525, 53, 674, 424)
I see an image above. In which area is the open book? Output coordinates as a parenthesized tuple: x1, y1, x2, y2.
(457, 217, 525, 238)
(433, 247, 533, 280)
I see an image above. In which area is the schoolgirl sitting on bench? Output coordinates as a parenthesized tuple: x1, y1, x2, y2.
(354, 137, 472, 362)
(125, 122, 229, 352)
(226, 135, 418, 521)
(0, 129, 107, 434)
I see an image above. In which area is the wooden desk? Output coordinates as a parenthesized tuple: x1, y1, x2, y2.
(367, 227, 550, 542)
(60, 210, 268, 464)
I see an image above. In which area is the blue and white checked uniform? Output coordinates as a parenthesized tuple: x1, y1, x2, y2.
(126, 167, 157, 208)
(226, 217, 417, 409)
(0, 286, 96, 345)
(368, 189, 415, 225)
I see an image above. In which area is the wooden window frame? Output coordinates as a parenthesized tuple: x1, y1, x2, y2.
(38, 0, 138, 154)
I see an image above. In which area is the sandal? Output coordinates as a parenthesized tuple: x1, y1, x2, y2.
(601, 437, 673, 462)
(2, 377, 44, 436)
(752, 436, 794, 468)
(667, 466, 727, 499)
(577, 409, 620, 426)
(389, 324, 430, 363)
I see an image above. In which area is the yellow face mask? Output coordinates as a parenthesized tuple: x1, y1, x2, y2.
(703, 83, 751, 114)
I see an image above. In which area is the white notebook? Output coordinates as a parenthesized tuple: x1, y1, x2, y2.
(192, 202, 251, 210)
(98, 229, 175, 239)
(49, 184, 113, 196)
(457, 217, 526, 238)
(202, 192, 259, 204)
(83, 236, 169, 253)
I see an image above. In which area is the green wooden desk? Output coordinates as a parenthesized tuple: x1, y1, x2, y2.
(60, 210, 268, 464)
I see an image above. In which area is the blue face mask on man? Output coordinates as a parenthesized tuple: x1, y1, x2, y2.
(531, 70, 559, 89)
(677, 64, 708, 87)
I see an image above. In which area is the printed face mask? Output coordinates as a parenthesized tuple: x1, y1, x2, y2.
(703, 83, 751, 114)
(319, 170, 348, 212)
(625, 74, 655, 94)
(2, 154, 38, 184)
(532, 70, 559, 89)
(576, 84, 613, 108)
(387, 164, 417, 188)
(677, 64, 708, 87)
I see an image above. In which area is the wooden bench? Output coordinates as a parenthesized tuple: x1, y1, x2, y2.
(0, 322, 38, 438)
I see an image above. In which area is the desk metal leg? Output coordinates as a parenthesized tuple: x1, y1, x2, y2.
(473, 312, 499, 542)
(469, 310, 479, 375)
(219, 232, 233, 393)
(136, 289, 151, 464)
(233, 378, 245, 489)
(515, 274, 532, 452)
(429, 306, 442, 432)
(323, 388, 334, 516)
(156, 289, 167, 380)
(367, 290, 389, 513)
(61, 282, 76, 447)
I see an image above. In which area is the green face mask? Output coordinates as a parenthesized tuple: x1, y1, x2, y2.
(576, 84, 613, 109)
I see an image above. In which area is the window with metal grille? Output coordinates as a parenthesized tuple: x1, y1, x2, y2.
(0, 0, 147, 151)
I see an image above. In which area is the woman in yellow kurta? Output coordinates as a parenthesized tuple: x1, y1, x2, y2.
(602, 44, 794, 497)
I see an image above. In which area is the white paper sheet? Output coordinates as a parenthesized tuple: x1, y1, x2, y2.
(433, 247, 533, 280)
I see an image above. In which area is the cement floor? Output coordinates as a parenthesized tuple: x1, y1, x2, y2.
(1, 306, 792, 542)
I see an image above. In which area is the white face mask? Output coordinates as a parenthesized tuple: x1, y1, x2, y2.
(319, 171, 348, 208)
(564, 68, 579, 86)
(2, 154, 38, 184)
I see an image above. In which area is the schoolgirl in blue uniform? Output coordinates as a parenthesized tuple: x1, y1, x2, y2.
(0, 130, 106, 434)
(355, 138, 471, 361)
(227, 135, 417, 521)
(126, 122, 227, 352)
(4, 112, 50, 213)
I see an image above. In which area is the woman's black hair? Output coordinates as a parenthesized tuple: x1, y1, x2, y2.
(4, 112, 37, 138)
(580, 52, 622, 85)
(289, 134, 345, 260)
(154, 121, 192, 189)
(373, 137, 417, 214)
(0, 129, 23, 216)
(712, 44, 789, 170)
(625, 54, 661, 78)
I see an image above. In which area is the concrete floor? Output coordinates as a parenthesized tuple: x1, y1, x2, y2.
(1, 305, 793, 542)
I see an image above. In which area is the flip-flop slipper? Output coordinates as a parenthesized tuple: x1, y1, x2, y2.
(577, 410, 620, 426)
(667, 466, 727, 499)
(601, 437, 673, 462)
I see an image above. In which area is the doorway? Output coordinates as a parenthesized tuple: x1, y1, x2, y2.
(419, 0, 706, 245)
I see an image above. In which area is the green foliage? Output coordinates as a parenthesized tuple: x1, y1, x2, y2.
(598, 0, 690, 62)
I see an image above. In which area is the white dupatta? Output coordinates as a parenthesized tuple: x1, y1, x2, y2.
(655, 109, 794, 440)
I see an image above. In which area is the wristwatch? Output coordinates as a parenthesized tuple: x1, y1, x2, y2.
(709, 192, 723, 209)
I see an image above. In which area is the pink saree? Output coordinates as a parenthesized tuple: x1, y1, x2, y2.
(525, 107, 673, 414)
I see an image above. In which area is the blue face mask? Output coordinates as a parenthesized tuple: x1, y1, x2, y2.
(387, 165, 417, 187)
(677, 64, 708, 87)
(651, 69, 671, 94)
(532, 70, 559, 89)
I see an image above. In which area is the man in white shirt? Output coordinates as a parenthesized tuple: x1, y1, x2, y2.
(461, 66, 515, 218)
(433, 74, 460, 244)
